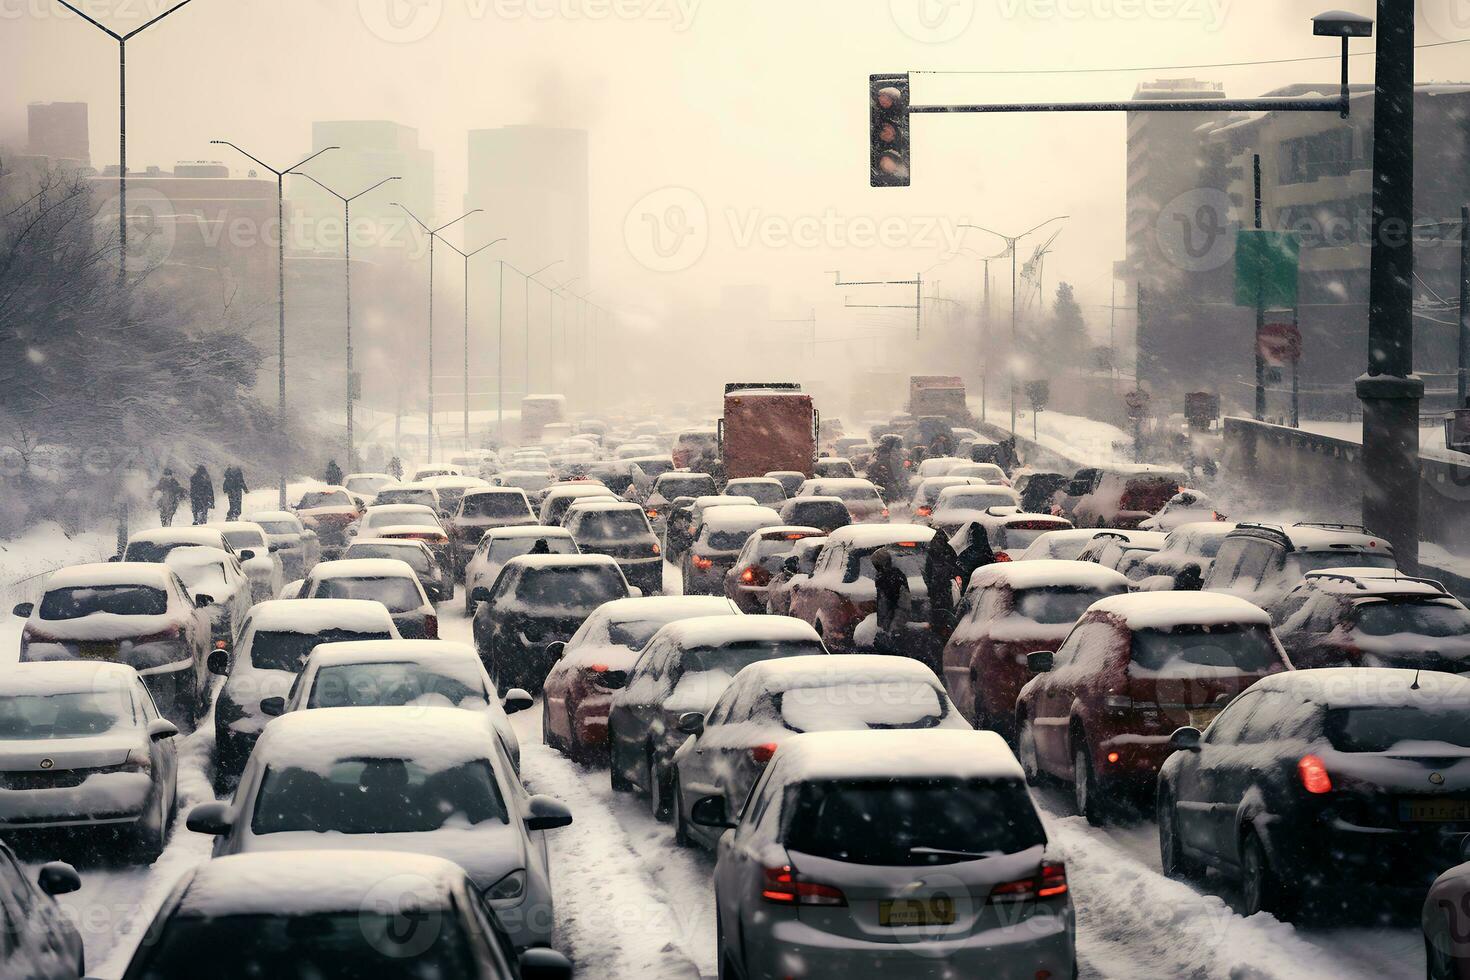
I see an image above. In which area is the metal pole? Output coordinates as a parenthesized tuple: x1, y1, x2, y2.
(524, 275, 531, 397)
(345, 198, 354, 469)
(1357, 0, 1422, 570)
(1291, 306, 1301, 428)
(464, 253, 471, 452)
(1254, 154, 1267, 422)
(427, 235, 435, 462)
(915, 273, 922, 340)
(982, 258, 990, 420)
(1010, 244, 1019, 433)
(277, 171, 287, 508)
(497, 261, 505, 440)
(118, 39, 126, 292)
(1109, 278, 1117, 378)
(1459, 204, 1470, 406)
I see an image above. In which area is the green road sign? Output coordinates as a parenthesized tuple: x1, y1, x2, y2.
(1234, 229, 1299, 308)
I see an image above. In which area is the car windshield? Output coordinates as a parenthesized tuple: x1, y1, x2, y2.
(253, 757, 508, 834)
(777, 681, 943, 732)
(308, 663, 487, 709)
(0, 690, 132, 739)
(314, 577, 423, 613)
(1352, 600, 1470, 638)
(124, 541, 199, 563)
(682, 640, 823, 675)
(222, 530, 265, 550)
(706, 528, 758, 552)
(250, 630, 393, 673)
(656, 475, 717, 498)
(488, 536, 577, 564)
(255, 521, 298, 535)
(344, 476, 392, 493)
(298, 491, 351, 509)
(1326, 707, 1470, 753)
(513, 566, 625, 608)
(1293, 551, 1397, 575)
(727, 483, 785, 505)
(574, 511, 652, 542)
(1129, 625, 1282, 675)
(39, 585, 168, 619)
(344, 544, 432, 575)
(854, 545, 926, 583)
(1014, 587, 1114, 625)
(606, 619, 672, 651)
(939, 491, 1013, 512)
(782, 778, 1045, 867)
(365, 512, 439, 531)
(459, 494, 530, 519)
(1027, 535, 1091, 561)
(130, 912, 476, 980)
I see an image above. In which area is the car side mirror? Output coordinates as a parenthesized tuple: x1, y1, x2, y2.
(677, 711, 705, 736)
(194, 593, 214, 609)
(36, 862, 80, 897)
(109, 554, 122, 563)
(518, 948, 574, 980)
(239, 549, 256, 563)
(147, 718, 178, 741)
(690, 795, 735, 830)
(546, 641, 566, 660)
(207, 650, 230, 677)
(628, 586, 644, 598)
(259, 696, 285, 717)
(1027, 651, 1054, 674)
(268, 543, 281, 553)
(1169, 727, 1203, 753)
(471, 587, 492, 604)
(502, 689, 534, 715)
(185, 802, 233, 836)
(11, 602, 33, 619)
(524, 795, 574, 832)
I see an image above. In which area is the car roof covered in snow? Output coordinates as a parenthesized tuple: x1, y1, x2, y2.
(735, 654, 941, 693)
(1090, 591, 1272, 630)
(969, 560, 1131, 592)
(246, 510, 301, 525)
(423, 475, 488, 489)
(128, 527, 230, 547)
(1163, 521, 1238, 541)
(803, 478, 878, 491)
(725, 477, 784, 487)
(701, 505, 784, 530)
(4, 660, 142, 696)
(593, 596, 741, 623)
(1301, 570, 1453, 600)
(365, 504, 438, 517)
(694, 494, 756, 508)
(1249, 666, 1470, 710)
(655, 615, 822, 650)
(502, 553, 622, 572)
(45, 562, 177, 590)
(461, 486, 528, 498)
(545, 484, 616, 500)
(484, 526, 575, 541)
(176, 851, 468, 918)
(824, 524, 935, 549)
(753, 525, 824, 540)
(568, 501, 644, 514)
(309, 558, 420, 580)
(303, 640, 482, 673)
(773, 729, 1024, 783)
(784, 495, 846, 507)
(1232, 522, 1393, 552)
(934, 485, 1020, 506)
(255, 706, 496, 773)
(247, 598, 397, 633)
(1090, 530, 1169, 550)
(208, 521, 269, 536)
(164, 546, 234, 571)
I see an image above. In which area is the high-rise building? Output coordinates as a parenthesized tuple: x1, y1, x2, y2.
(289, 120, 435, 252)
(27, 101, 89, 166)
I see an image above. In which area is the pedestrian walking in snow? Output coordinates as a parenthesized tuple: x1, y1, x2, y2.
(324, 459, 344, 487)
(223, 466, 248, 521)
(154, 469, 186, 527)
(387, 456, 404, 480)
(190, 465, 215, 525)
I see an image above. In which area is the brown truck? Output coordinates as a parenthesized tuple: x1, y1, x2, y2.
(908, 375, 973, 424)
(718, 383, 819, 480)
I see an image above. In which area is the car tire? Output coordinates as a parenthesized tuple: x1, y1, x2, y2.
(1073, 744, 1106, 826)
(672, 773, 693, 848)
(609, 727, 633, 792)
(651, 763, 673, 822)
(1017, 717, 1042, 783)
(541, 700, 561, 753)
(1240, 832, 1292, 919)
(1157, 789, 1204, 880)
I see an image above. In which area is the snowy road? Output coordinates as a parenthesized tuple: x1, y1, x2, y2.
(0, 567, 1428, 979)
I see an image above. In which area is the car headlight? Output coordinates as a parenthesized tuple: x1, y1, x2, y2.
(485, 869, 527, 902)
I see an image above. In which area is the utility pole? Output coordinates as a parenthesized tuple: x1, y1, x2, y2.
(831, 273, 926, 344)
(212, 141, 340, 508)
(1460, 204, 1470, 406)
(1253, 154, 1267, 422)
(440, 237, 507, 452)
(1357, 0, 1421, 570)
(497, 260, 506, 442)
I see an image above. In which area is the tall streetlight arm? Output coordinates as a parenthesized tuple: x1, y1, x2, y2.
(52, 0, 121, 37)
(434, 209, 483, 236)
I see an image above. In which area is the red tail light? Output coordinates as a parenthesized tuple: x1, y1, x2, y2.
(994, 552, 1013, 563)
(881, 508, 890, 518)
(424, 615, 439, 639)
(652, 542, 662, 556)
(990, 861, 1068, 903)
(740, 566, 770, 587)
(692, 555, 713, 571)
(588, 663, 610, 673)
(915, 506, 932, 518)
(1298, 754, 1332, 794)
(646, 509, 660, 519)
(750, 742, 778, 764)
(760, 865, 847, 907)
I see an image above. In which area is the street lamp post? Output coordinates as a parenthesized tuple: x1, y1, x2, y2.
(294, 174, 401, 470)
(548, 277, 580, 393)
(522, 260, 564, 395)
(394, 205, 483, 463)
(960, 217, 1068, 433)
(212, 140, 340, 508)
(440, 237, 507, 451)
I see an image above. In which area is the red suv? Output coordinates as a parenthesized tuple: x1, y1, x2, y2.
(942, 561, 1130, 737)
(1070, 468, 1187, 529)
(787, 524, 933, 653)
(1015, 592, 1291, 824)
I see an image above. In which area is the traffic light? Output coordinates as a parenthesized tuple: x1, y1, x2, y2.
(870, 73, 910, 188)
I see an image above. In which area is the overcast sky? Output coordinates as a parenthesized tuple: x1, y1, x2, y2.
(6, 0, 1467, 357)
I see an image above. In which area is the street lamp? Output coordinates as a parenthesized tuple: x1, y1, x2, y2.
(211, 140, 340, 508)
(960, 216, 1069, 433)
(548, 277, 581, 391)
(294, 173, 400, 470)
(440, 236, 507, 451)
(393, 204, 483, 462)
(524, 260, 564, 395)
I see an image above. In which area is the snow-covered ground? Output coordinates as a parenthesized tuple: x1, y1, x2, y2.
(977, 405, 1144, 468)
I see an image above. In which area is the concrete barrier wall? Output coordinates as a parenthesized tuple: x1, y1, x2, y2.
(974, 420, 1087, 474)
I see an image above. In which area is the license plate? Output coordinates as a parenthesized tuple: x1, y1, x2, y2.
(1399, 799, 1470, 822)
(1186, 707, 1221, 729)
(879, 897, 956, 927)
(76, 642, 116, 661)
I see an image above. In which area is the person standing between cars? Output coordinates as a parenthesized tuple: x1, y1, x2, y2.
(324, 459, 344, 487)
(868, 434, 905, 503)
(222, 466, 248, 521)
(154, 469, 186, 527)
(952, 521, 999, 584)
(189, 465, 215, 525)
(872, 547, 912, 656)
(922, 532, 963, 646)
(387, 456, 404, 479)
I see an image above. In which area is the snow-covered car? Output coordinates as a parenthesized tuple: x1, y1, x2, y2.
(1426, 858, 1470, 979)
(186, 707, 572, 950)
(925, 485, 1023, 534)
(291, 487, 363, 559)
(957, 508, 1073, 561)
(0, 662, 179, 860)
(948, 462, 1011, 485)
(1070, 467, 1189, 529)
(775, 495, 852, 535)
(608, 616, 827, 813)
(538, 484, 619, 526)
(908, 476, 992, 523)
(670, 655, 968, 848)
(208, 521, 285, 603)
(1017, 528, 1111, 562)
(913, 456, 970, 480)
(700, 729, 1074, 979)
(563, 501, 663, 596)
(164, 546, 252, 648)
(489, 469, 557, 505)
(473, 554, 631, 694)
(448, 488, 538, 576)
(348, 504, 453, 577)
(113, 851, 572, 980)
(1161, 668, 1470, 919)
(1132, 521, 1239, 592)
(643, 472, 720, 535)
(943, 561, 1131, 736)
(1202, 522, 1398, 615)
(411, 463, 463, 481)
(788, 525, 935, 653)
(120, 526, 243, 564)
(343, 537, 451, 604)
(764, 470, 807, 498)
(424, 474, 492, 519)
(541, 596, 742, 762)
(1270, 568, 1470, 671)
(264, 639, 532, 772)
(0, 839, 82, 980)
(796, 478, 887, 523)
(1138, 488, 1224, 531)
(342, 471, 398, 502)
(1077, 529, 1169, 581)
(244, 510, 319, 581)
(372, 482, 441, 512)
(210, 599, 399, 791)
(1017, 592, 1292, 824)
(764, 536, 828, 617)
(464, 526, 579, 618)
(683, 505, 785, 596)
(721, 525, 824, 614)
(665, 494, 757, 561)
(812, 456, 857, 479)
(17, 563, 214, 729)
(299, 558, 438, 640)
(722, 477, 788, 508)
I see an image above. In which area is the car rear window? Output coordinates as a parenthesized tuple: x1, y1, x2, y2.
(39, 585, 169, 619)
(706, 528, 757, 552)
(344, 544, 432, 575)
(790, 501, 850, 525)
(778, 681, 943, 732)
(513, 566, 625, 608)
(222, 530, 265, 551)
(365, 512, 439, 532)
(253, 758, 507, 834)
(727, 484, 786, 506)
(656, 475, 717, 498)
(375, 490, 435, 508)
(831, 486, 879, 504)
(1326, 707, 1470, 753)
(573, 511, 652, 542)
(1014, 587, 1115, 626)
(298, 491, 351, 509)
(0, 690, 133, 739)
(460, 494, 530, 519)
(488, 536, 577, 564)
(853, 545, 926, 583)
(782, 777, 1045, 866)
(308, 663, 486, 709)
(1352, 600, 1470, 638)
(249, 629, 393, 673)
(683, 640, 823, 675)
(1129, 624, 1282, 676)
(1294, 551, 1397, 575)
(255, 521, 298, 535)
(124, 542, 194, 563)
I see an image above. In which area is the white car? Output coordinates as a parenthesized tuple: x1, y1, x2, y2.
(209, 521, 285, 603)
(927, 485, 1024, 535)
(795, 478, 888, 522)
(266, 639, 533, 771)
(349, 504, 453, 575)
(411, 463, 463, 481)
(299, 559, 439, 640)
(164, 545, 252, 649)
(244, 510, 320, 580)
(0, 662, 179, 860)
(342, 472, 398, 502)
(186, 706, 573, 950)
(464, 526, 579, 617)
